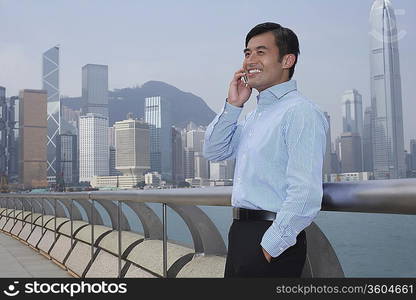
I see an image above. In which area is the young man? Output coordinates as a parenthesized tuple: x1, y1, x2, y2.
(203, 22, 328, 277)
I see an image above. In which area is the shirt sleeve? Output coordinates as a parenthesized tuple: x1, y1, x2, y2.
(203, 100, 244, 162)
(260, 104, 328, 258)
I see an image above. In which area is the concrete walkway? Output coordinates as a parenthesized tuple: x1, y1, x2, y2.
(0, 232, 71, 277)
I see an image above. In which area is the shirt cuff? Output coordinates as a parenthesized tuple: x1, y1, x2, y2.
(260, 225, 294, 258)
(220, 100, 243, 121)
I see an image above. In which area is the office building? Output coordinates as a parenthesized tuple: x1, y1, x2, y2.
(42, 46, 60, 183)
(56, 133, 78, 185)
(81, 64, 109, 120)
(19, 90, 48, 188)
(340, 132, 362, 173)
(370, 0, 406, 179)
(114, 115, 150, 176)
(79, 113, 109, 182)
(145, 96, 172, 181)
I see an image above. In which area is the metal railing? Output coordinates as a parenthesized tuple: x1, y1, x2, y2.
(0, 178, 415, 278)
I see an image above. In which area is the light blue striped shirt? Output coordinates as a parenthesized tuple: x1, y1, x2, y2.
(203, 80, 328, 258)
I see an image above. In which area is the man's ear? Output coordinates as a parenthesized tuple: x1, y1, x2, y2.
(282, 54, 296, 69)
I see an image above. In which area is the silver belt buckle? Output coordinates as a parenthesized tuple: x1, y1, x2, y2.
(233, 207, 240, 220)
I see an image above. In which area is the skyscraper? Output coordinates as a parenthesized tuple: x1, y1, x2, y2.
(114, 115, 150, 176)
(79, 113, 109, 182)
(56, 134, 78, 186)
(369, 0, 406, 179)
(363, 107, 374, 172)
(145, 96, 172, 181)
(81, 64, 109, 121)
(322, 112, 332, 178)
(171, 126, 184, 183)
(42, 46, 60, 183)
(340, 132, 363, 173)
(0, 87, 7, 176)
(342, 89, 363, 137)
(410, 139, 416, 172)
(6, 95, 19, 180)
(19, 90, 48, 188)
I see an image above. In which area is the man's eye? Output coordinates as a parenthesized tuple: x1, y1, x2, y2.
(244, 53, 250, 57)
(258, 51, 264, 55)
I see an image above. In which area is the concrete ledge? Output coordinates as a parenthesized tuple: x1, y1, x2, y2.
(58, 220, 89, 237)
(45, 217, 70, 231)
(34, 215, 54, 227)
(176, 255, 225, 278)
(10, 220, 24, 236)
(127, 240, 193, 276)
(65, 241, 96, 277)
(85, 250, 126, 277)
(75, 225, 112, 245)
(98, 231, 144, 256)
(27, 226, 44, 247)
(18, 223, 34, 241)
(2, 218, 15, 232)
(124, 264, 157, 278)
(50, 235, 72, 264)
(38, 229, 57, 254)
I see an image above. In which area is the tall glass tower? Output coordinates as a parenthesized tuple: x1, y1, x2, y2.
(81, 64, 109, 121)
(369, 0, 405, 179)
(42, 46, 60, 183)
(145, 96, 172, 181)
(341, 89, 363, 137)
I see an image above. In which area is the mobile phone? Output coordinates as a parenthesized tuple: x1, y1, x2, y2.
(241, 73, 248, 87)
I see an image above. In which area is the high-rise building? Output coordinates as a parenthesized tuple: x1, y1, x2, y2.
(81, 64, 109, 120)
(6, 95, 19, 180)
(109, 146, 121, 176)
(322, 112, 332, 178)
(171, 126, 184, 183)
(56, 134, 78, 186)
(19, 90, 48, 188)
(410, 139, 416, 171)
(145, 96, 172, 181)
(42, 46, 60, 183)
(340, 132, 363, 173)
(186, 127, 209, 179)
(0, 87, 6, 176)
(183, 147, 195, 179)
(362, 107, 374, 172)
(114, 115, 150, 176)
(342, 89, 363, 137)
(210, 161, 227, 180)
(79, 113, 109, 182)
(370, 0, 405, 179)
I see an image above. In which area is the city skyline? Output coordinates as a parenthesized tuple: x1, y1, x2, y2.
(0, 0, 415, 151)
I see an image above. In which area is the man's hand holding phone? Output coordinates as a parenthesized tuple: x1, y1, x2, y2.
(227, 68, 252, 107)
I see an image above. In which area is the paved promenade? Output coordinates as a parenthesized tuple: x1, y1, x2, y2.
(0, 233, 71, 277)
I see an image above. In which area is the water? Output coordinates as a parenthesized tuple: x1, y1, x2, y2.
(95, 203, 416, 277)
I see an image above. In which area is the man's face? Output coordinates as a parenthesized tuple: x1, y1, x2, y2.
(243, 31, 286, 92)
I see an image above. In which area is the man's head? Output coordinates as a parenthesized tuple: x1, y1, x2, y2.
(243, 22, 300, 92)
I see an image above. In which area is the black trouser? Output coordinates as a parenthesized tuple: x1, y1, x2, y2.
(224, 219, 306, 277)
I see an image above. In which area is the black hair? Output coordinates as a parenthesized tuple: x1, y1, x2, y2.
(245, 22, 300, 79)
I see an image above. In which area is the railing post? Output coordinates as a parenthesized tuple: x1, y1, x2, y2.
(118, 200, 122, 278)
(41, 198, 44, 234)
(91, 197, 95, 262)
(30, 198, 33, 232)
(13, 198, 16, 226)
(54, 199, 57, 243)
(70, 199, 73, 248)
(162, 203, 167, 278)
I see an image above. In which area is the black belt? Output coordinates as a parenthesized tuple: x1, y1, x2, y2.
(233, 208, 276, 221)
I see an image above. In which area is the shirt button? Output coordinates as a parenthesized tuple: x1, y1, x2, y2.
(280, 247, 284, 251)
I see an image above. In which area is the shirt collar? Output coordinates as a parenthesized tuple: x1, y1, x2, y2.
(256, 80, 297, 105)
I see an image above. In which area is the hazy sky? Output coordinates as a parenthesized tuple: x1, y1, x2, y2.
(0, 0, 415, 149)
